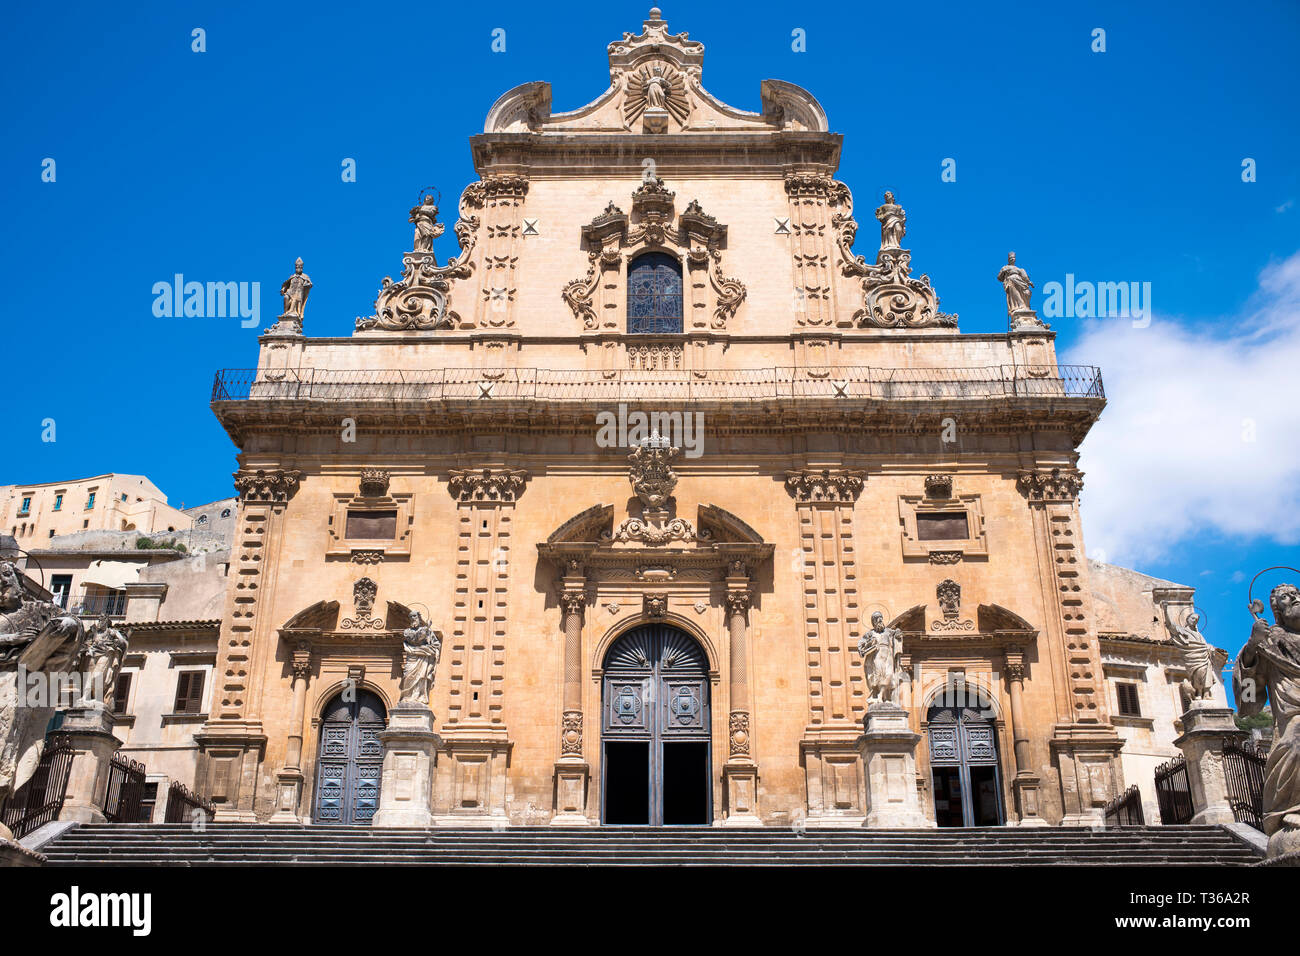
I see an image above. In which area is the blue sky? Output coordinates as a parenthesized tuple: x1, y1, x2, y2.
(3, 0, 1298, 685)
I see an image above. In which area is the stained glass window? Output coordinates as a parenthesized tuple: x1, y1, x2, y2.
(627, 252, 683, 334)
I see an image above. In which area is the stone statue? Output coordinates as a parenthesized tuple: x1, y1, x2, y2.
(1165, 607, 1218, 703)
(875, 191, 906, 251)
(1235, 583, 1300, 859)
(997, 252, 1034, 315)
(279, 257, 312, 319)
(859, 611, 904, 706)
(409, 195, 444, 253)
(398, 611, 442, 706)
(77, 615, 128, 708)
(645, 68, 669, 110)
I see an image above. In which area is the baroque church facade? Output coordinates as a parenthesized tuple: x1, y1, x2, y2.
(197, 9, 1171, 830)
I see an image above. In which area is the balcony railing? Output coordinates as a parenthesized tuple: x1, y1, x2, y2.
(212, 365, 1104, 404)
(74, 590, 127, 618)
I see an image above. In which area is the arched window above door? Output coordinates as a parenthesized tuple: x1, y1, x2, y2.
(627, 252, 683, 334)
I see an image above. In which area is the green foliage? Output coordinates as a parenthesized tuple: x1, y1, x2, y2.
(1235, 708, 1273, 731)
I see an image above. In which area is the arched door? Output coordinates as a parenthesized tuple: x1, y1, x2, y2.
(927, 691, 1004, 827)
(313, 689, 386, 824)
(602, 624, 710, 825)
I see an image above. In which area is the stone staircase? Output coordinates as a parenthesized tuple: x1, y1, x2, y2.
(37, 823, 1263, 866)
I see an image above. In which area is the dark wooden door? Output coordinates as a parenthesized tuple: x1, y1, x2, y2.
(601, 625, 710, 825)
(927, 700, 1004, 827)
(313, 690, 386, 824)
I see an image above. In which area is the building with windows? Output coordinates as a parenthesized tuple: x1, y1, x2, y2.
(0, 474, 192, 543)
(191, 10, 1223, 830)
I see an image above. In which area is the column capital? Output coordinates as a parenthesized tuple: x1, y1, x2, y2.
(785, 468, 866, 505)
(558, 589, 587, 617)
(233, 468, 302, 503)
(447, 467, 529, 503)
(725, 588, 752, 616)
(1016, 466, 1083, 503)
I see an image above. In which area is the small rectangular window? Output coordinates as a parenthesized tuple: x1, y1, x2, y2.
(916, 511, 969, 541)
(50, 575, 73, 609)
(173, 671, 205, 714)
(1115, 682, 1141, 717)
(113, 672, 132, 715)
(86, 492, 96, 510)
(138, 782, 158, 823)
(53, 494, 63, 511)
(19, 496, 32, 514)
(345, 509, 397, 540)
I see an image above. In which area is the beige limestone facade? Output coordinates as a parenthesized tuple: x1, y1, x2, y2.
(1, 474, 192, 543)
(193, 10, 1196, 829)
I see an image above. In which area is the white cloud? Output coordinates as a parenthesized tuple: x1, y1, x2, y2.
(1062, 252, 1300, 565)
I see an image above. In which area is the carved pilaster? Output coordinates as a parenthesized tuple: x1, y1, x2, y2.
(474, 175, 529, 329)
(784, 173, 839, 328)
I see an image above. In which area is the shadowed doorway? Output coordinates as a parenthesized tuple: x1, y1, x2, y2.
(927, 686, 1005, 827)
(601, 624, 711, 825)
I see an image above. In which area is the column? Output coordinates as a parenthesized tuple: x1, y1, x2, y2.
(552, 572, 592, 825)
(56, 706, 121, 824)
(1004, 648, 1047, 826)
(268, 642, 312, 823)
(722, 566, 761, 826)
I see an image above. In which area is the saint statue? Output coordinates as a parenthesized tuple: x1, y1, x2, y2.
(399, 611, 442, 707)
(279, 258, 312, 319)
(78, 615, 128, 708)
(645, 68, 669, 110)
(875, 191, 906, 251)
(997, 252, 1034, 315)
(409, 195, 444, 253)
(1234, 583, 1300, 859)
(859, 611, 904, 706)
(1165, 607, 1218, 704)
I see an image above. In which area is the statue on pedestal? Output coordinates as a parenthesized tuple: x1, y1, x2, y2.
(398, 611, 442, 706)
(1165, 607, 1219, 703)
(997, 252, 1034, 316)
(875, 191, 906, 251)
(77, 615, 128, 708)
(859, 611, 904, 706)
(409, 194, 444, 253)
(278, 257, 312, 327)
(1235, 583, 1300, 859)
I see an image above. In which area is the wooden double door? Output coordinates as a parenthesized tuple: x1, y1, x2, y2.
(927, 699, 1005, 827)
(313, 690, 386, 824)
(601, 625, 711, 825)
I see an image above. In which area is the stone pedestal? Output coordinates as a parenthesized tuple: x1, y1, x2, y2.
(0, 836, 45, 866)
(56, 707, 123, 824)
(1173, 699, 1247, 826)
(371, 703, 442, 828)
(1011, 772, 1050, 827)
(722, 761, 762, 826)
(267, 769, 306, 824)
(856, 703, 932, 828)
(551, 759, 593, 826)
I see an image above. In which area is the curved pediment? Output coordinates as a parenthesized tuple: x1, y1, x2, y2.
(889, 605, 926, 633)
(977, 603, 1037, 633)
(281, 600, 339, 632)
(481, 10, 827, 136)
(698, 504, 765, 544)
(547, 504, 614, 544)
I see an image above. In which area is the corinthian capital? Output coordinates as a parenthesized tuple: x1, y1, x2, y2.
(558, 589, 586, 617)
(447, 468, 529, 503)
(233, 468, 302, 502)
(1016, 467, 1084, 502)
(785, 469, 866, 505)
(725, 588, 752, 616)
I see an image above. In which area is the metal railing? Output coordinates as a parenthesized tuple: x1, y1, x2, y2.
(74, 590, 127, 618)
(102, 753, 147, 823)
(1154, 756, 1194, 825)
(211, 364, 1104, 405)
(163, 780, 216, 825)
(1223, 738, 1267, 831)
(0, 734, 73, 839)
(1103, 783, 1146, 827)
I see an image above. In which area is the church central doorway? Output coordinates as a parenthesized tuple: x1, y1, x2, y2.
(927, 688, 1005, 827)
(601, 624, 711, 825)
(313, 689, 386, 824)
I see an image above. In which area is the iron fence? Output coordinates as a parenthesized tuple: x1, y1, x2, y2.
(1223, 737, 1267, 831)
(1103, 783, 1145, 827)
(102, 752, 147, 823)
(1155, 755, 1195, 825)
(211, 364, 1105, 405)
(0, 734, 74, 839)
(163, 780, 216, 824)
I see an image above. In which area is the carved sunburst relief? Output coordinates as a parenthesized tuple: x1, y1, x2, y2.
(623, 62, 691, 129)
